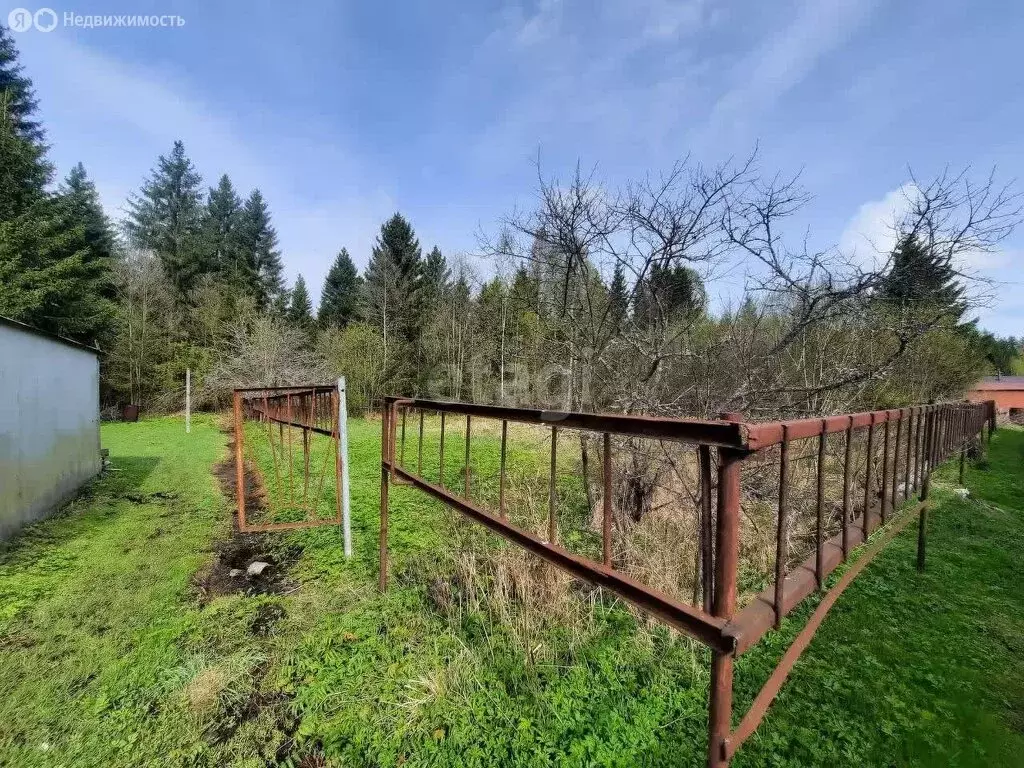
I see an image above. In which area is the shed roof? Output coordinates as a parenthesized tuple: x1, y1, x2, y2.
(0, 315, 100, 355)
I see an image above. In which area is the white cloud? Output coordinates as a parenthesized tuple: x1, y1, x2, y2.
(838, 184, 915, 268)
(839, 184, 1016, 274)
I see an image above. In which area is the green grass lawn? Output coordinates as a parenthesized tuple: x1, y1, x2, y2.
(1, 415, 1022, 767)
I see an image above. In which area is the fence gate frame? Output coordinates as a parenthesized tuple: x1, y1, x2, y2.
(377, 396, 997, 767)
(232, 382, 350, 548)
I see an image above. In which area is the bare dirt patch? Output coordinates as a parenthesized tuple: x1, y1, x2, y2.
(192, 528, 302, 602)
(198, 433, 302, 601)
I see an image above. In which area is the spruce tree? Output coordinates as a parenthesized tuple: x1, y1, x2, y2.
(200, 174, 244, 291)
(421, 245, 450, 309)
(0, 26, 51, 221)
(287, 274, 314, 328)
(54, 163, 116, 336)
(318, 248, 362, 328)
(634, 262, 704, 328)
(364, 213, 423, 347)
(0, 196, 113, 342)
(609, 262, 628, 327)
(879, 234, 967, 320)
(237, 189, 285, 311)
(123, 140, 205, 297)
(0, 33, 112, 342)
(60, 163, 116, 263)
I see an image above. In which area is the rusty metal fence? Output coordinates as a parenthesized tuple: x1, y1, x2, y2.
(377, 396, 996, 767)
(232, 385, 343, 533)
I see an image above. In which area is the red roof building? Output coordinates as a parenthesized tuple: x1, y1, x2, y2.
(967, 376, 1024, 415)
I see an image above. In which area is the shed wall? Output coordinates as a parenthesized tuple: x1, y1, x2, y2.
(0, 324, 101, 540)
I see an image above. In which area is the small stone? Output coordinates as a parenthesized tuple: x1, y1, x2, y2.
(954, 487, 970, 499)
(246, 561, 271, 577)
(229, 568, 243, 578)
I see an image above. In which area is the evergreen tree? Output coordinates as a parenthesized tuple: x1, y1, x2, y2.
(0, 27, 42, 142)
(421, 245, 450, 308)
(54, 163, 116, 337)
(318, 248, 362, 328)
(364, 212, 423, 347)
(879, 234, 967, 320)
(237, 189, 285, 310)
(200, 174, 244, 290)
(0, 196, 113, 342)
(287, 274, 313, 328)
(609, 262, 628, 327)
(123, 140, 205, 296)
(509, 264, 540, 313)
(59, 163, 116, 263)
(0, 26, 50, 221)
(0, 34, 112, 343)
(634, 262, 704, 328)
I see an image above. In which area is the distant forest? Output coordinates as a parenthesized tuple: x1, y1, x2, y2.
(2, 26, 1021, 419)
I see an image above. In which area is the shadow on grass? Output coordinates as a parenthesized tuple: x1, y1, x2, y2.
(0, 456, 161, 560)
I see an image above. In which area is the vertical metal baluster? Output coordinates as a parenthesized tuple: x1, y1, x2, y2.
(379, 400, 391, 591)
(464, 414, 471, 498)
(603, 433, 613, 568)
(815, 423, 826, 587)
(400, 407, 407, 469)
(302, 393, 311, 509)
(880, 417, 891, 525)
(959, 407, 967, 485)
(863, 414, 876, 535)
(699, 444, 714, 613)
(891, 411, 903, 513)
(418, 410, 425, 476)
(548, 426, 558, 544)
(842, 416, 853, 558)
(775, 427, 790, 627)
(914, 406, 925, 493)
(287, 394, 294, 505)
(499, 420, 508, 520)
(439, 412, 446, 488)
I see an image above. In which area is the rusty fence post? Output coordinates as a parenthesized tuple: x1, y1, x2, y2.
(548, 426, 559, 545)
(815, 423, 827, 587)
(916, 402, 938, 573)
(699, 443, 714, 614)
(891, 411, 903, 514)
(774, 426, 790, 627)
(863, 413, 876, 535)
(234, 390, 246, 531)
(603, 433, 613, 567)
(842, 416, 853, 558)
(379, 398, 392, 592)
(879, 418, 891, 525)
(708, 412, 743, 768)
(499, 420, 509, 520)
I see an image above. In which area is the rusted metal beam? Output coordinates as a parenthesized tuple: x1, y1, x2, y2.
(388, 397, 753, 448)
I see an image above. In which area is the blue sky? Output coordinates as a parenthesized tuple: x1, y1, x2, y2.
(7, 0, 1024, 334)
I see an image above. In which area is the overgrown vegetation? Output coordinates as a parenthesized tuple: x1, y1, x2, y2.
(1, 417, 1022, 766)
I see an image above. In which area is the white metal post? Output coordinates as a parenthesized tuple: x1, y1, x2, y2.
(338, 376, 352, 557)
(185, 368, 191, 434)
